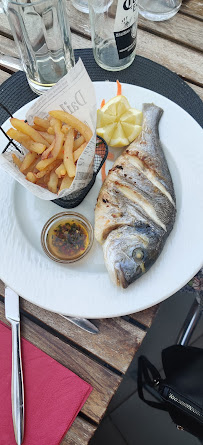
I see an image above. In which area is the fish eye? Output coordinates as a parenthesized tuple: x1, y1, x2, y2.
(132, 248, 144, 261)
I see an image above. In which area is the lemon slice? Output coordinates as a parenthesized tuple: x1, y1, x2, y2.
(96, 94, 142, 147)
(97, 109, 116, 127)
(120, 108, 143, 126)
(101, 95, 130, 116)
(110, 123, 129, 148)
(121, 122, 142, 143)
(96, 123, 117, 145)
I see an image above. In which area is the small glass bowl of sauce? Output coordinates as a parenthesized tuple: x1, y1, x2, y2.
(41, 212, 94, 263)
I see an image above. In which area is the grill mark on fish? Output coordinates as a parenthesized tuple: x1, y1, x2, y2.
(116, 182, 167, 231)
(96, 173, 160, 242)
(126, 154, 175, 206)
(110, 158, 174, 230)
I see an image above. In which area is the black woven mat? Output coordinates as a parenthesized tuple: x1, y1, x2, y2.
(0, 49, 202, 127)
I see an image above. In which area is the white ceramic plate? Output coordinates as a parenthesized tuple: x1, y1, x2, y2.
(0, 82, 203, 318)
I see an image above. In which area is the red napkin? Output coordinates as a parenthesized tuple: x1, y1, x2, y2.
(0, 321, 92, 444)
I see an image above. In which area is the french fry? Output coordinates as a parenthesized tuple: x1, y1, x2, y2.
(36, 157, 55, 171)
(49, 110, 93, 142)
(10, 118, 49, 147)
(31, 124, 47, 132)
(41, 139, 55, 160)
(63, 128, 76, 178)
(48, 171, 58, 193)
(36, 132, 63, 170)
(50, 117, 62, 134)
(59, 174, 73, 192)
(33, 116, 50, 130)
(7, 128, 32, 151)
(20, 152, 37, 172)
(28, 141, 46, 154)
(57, 149, 64, 160)
(55, 162, 66, 178)
(73, 135, 85, 151)
(43, 172, 51, 186)
(50, 131, 64, 159)
(39, 132, 55, 144)
(7, 128, 46, 154)
(73, 142, 87, 162)
(47, 126, 55, 135)
(35, 160, 60, 178)
(26, 172, 37, 183)
(23, 158, 40, 175)
(12, 153, 22, 169)
(8, 108, 92, 195)
(61, 124, 71, 134)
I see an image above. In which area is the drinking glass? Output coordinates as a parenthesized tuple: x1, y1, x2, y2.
(0, 0, 75, 95)
(138, 0, 182, 21)
(88, 0, 138, 72)
(70, 0, 89, 13)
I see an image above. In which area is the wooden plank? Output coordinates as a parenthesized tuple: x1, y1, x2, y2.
(0, 2, 92, 39)
(180, 0, 203, 20)
(0, 300, 121, 424)
(186, 82, 203, 101)
(72, 33, 92, 50)
(0, 35, 18, 57)
(0, 69, 11, 84)
(0, 13, 202, 85)
(0, 281, 146, 373)
(0, 29, 91, 59)
(0, 14, 11, 37)
(62, 417, 96, 445)
(130, 305, 159, 329)
(138, 13, 203, 52)
(136, 28, 202, 85)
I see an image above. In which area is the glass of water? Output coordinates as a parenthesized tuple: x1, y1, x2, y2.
(70, 0, 89, 13)
(138, 0, 182, 21)
(0, 0, 75, 95)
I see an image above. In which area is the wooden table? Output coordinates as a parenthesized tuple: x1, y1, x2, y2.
(0, 1, 202, 443)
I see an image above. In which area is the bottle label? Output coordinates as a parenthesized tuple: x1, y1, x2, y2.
(114, 0, 138, 60)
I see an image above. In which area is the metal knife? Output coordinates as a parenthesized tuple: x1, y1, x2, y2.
(5, 287, 24, 445)
(60, 314, 99, 334)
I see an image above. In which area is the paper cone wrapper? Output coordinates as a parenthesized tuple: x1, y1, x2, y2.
(0, 59, 97, 200)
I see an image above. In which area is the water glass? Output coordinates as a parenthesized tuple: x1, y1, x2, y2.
(0, 0, 75, 95)
(138, 0, 182, 21)
(88, 0, 138, 72)
(71, 0, 89, 13)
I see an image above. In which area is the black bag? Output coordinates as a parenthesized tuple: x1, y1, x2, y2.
(137, 345, 203, 440)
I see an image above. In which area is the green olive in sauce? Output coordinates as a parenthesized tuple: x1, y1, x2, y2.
(47, 219, 89, 260)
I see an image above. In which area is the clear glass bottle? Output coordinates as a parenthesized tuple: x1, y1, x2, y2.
(88, 0, 138, 71)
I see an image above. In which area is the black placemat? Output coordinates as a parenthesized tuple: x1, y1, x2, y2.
(0, 49, 202, 128)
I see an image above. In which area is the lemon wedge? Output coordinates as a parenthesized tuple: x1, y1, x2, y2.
(120, 108, 143, 126)
(96, 95, 142, 148)
(96, 123, 117, 145)
(97, 109, 116, 127)
(109, 122, 129, 148)
(121, 122, 142, 143)
(101, 95, 130, 116)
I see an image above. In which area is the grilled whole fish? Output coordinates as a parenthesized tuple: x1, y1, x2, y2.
(94, 103, 176, 288)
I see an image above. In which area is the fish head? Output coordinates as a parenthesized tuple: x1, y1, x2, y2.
(103, 224, 163, 288)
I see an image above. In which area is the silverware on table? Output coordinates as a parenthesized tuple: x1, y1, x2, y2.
(60, 314, 99, 334)
(5, 287, 24, 445)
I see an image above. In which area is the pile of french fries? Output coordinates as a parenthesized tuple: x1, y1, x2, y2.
(7, 110, 93, 194)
